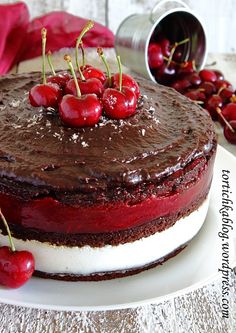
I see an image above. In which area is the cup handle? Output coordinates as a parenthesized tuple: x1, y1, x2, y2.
(150, 0, 188, 23)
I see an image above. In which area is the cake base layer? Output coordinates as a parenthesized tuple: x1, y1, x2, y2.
(0, 197, 209, 280)
(35, 244, 187, 281)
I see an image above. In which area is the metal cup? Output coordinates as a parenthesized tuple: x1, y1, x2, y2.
(115, 0, 207, 82)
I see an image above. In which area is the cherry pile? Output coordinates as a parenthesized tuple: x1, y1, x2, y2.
(29, 22, 140, 128)
(148, 36, 236, 144)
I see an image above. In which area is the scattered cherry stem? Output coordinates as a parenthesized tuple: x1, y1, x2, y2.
(116, 55, 123, 92)
(75, 20, 94, 72)
(0, 209, 16, 252)
(97, 47, 112, 87)
(47, 51, 56, 76)
(64, 55, 81, 98)
(167, 37, 189, 67)
(216, 107, 235, 133)
(41, 28, 47, 85)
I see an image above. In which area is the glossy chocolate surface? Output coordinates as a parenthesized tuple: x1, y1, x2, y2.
(0, 72, 215, 195)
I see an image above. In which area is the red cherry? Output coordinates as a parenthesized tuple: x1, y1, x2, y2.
(172, 48, 182, 62)
(82, 66, 106, 84)
(213, 70, 224, 81)
(59, 94, 102, 127)
(184, 90, 206, 102)
(111, 73, 140, 99)
(0, 246, 35, 289)
(47, 72, 71, 88)
(199, 69, 217, 83)
(221, 103, 236, 123)
(223, 120, 236, 144)
(199, 82, 216, 96)
(29, 83, 61, 108)
(159, 38, 171, 57)
(178, 61, 196, 76)
(148, 43, 164, 69)
(102, 87, 137, 119)
(214, 79, 232, 90)
(155, 63, 176, 85)
(186, 73, 202, 86)
(205, 94, 223, 120)
(0, 209, 35, 289)
(219, 86, 234, 100)
(171, 79, 191, 93)
(66, 78, 104, 97)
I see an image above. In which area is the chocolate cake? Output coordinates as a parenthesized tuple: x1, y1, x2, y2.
(0, 72, 216, 280)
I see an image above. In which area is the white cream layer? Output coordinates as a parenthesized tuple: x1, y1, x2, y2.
(0, 197, 209, 276)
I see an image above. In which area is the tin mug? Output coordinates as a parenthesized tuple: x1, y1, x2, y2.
(115, 0, 207, 83)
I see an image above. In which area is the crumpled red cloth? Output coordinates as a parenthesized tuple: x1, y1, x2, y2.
(0, 2, 114, 75)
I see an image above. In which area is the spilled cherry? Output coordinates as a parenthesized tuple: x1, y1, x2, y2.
(0, 209, 35, 288)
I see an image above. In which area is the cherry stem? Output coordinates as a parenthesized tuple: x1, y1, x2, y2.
(216, 107, 235, 133)
(64, 55, 81, 98)
(47, 51, 56, 76)
(0, 209, 16, 252)
(167, 37, 189, 67)
(41, 28, 47, 85)
(75, 20, 94, 72)
(116, 55, 122, 92)
(217, 85, 227, 96)
(79, 42, 86, 69)
(97, 47, 111, 87)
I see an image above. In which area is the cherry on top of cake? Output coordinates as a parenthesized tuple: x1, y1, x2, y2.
(28, 21, 141, 128)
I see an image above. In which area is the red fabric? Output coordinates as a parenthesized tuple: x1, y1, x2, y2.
(0, 2, 114, 75)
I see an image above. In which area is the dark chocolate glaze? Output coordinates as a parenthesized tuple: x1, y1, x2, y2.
(0, 72, 216, 197)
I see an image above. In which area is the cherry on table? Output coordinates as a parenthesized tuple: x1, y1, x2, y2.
(187, 73, 202, 87)
(221, 103, 236, 123)
(214, 79, 233, 91)
(223, 120, 236, 144)
(219, 86, 234, 100)
(213, 69, 224, 81)
(171, 78, 191, 93)
(205, 94, 223, 120)
(199, 82, 216, 96)
(0, 209, 35, 288)
(184, 89, 206, 102)
(199, 69, 217, 83)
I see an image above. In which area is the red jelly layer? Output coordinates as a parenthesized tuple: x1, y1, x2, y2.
(0, 158, 213, 234)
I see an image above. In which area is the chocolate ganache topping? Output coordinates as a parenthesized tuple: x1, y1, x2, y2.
(0, 72, 215, 194)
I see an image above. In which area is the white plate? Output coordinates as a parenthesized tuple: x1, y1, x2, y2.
(0, 145, 235, 311)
